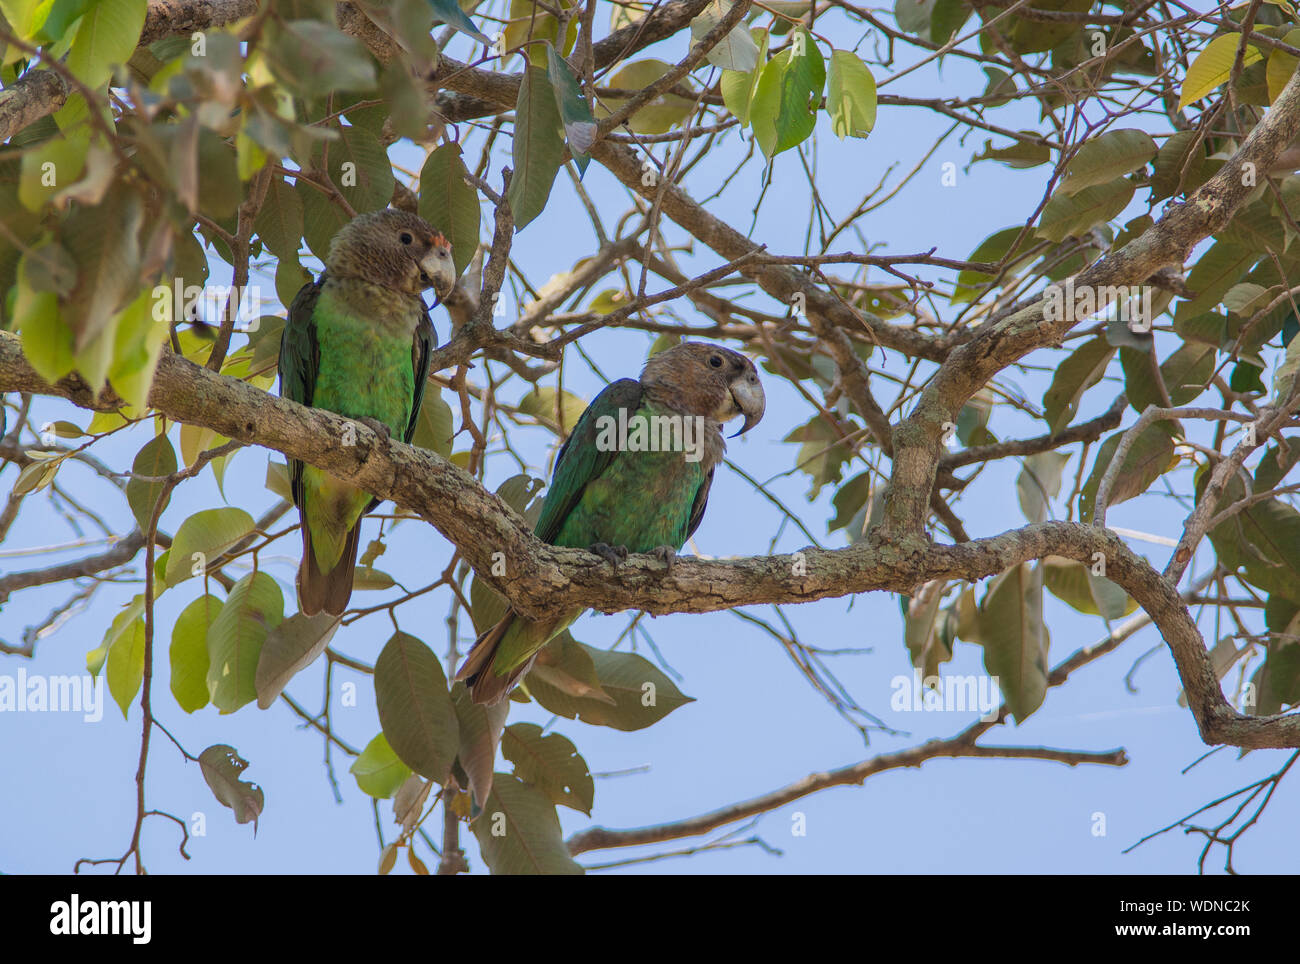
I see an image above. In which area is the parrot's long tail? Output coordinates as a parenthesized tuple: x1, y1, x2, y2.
(454, 612, 535, 706)
(298, 523, 361, 617)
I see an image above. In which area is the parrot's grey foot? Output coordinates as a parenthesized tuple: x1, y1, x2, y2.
(590, 542, 629, 567)
(649, 545, 676, 573)
(358, 417, 391, 440)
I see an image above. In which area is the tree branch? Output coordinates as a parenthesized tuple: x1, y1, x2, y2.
(2, 330, 1297, 749)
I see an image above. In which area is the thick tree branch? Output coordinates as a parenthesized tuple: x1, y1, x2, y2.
(2, 330, 1297, 749)
(0, 69, 67, 144)
(879, 62, 1300, 541)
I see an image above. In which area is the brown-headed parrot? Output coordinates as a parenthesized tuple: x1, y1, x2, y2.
(455, 342, 765, 704)
(278, 209, 456, 616)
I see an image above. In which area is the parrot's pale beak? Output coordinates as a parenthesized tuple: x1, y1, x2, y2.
(725, 375, 765, 437)
(420, 249, 457, 306)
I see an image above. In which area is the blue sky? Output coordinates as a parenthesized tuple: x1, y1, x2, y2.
(3, 6, 1297, 874)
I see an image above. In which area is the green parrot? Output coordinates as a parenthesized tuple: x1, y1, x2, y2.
(278, 209, 457, 616)
(455, 342, 766, 704)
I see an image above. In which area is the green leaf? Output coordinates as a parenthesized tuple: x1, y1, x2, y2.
(452, 682, 509, 808)
(903, 581, 954, 679)
(193, 128, 241, 219)
(378, 60, 431, 140)
(424, 0, 489, 42)
(1266, 30, 1300, 102)
(829, 470, 873, 534)
(352, 566, 395, 590)
(1059, 129, 1157, 195)
(1042, 337, 1114, 433)
(1016, 451, 1071, 523)
(971, 134, 1051, 169)
(409, 385, 454, 457)
(750, 27, 825, 158)
(1255, 440, 1300, 493)
(469, 476, 544, 632)
(171, 593, 219, 713)
(375, 631, 460, 781)
(975, 563, 1049, 723)
(12, 452, 62, 496)
(503, 0, 579, 67)
(418, 143, 480, 278)
(0, 0, 56, 42)
(720, 30, 768, 126)
(601, 59, 697, 134)
(350, 733, 413, 798)
(108, 288, 167, 411)
(126, 432, 177, 533)
(689, 0, 759, 71)
(1042, 557, 1136, 619)
(929, 0, 969, 43)
(528, 640, 693, 731)
(165, 507, 255, 585)
(894, 0, 935, 35)
(105, 610, 146, 719)
(1120, 342, 1215, 413)
(206, 571, 284, 714)
(1210, 496, 1300, 605)
(1180, 33, 1264, 109)
(268, 19, 376, 97)
(1078, 424, 1177, 523)
(296, 180, 348, 263)
(1036, 178, 1135, 242)
(14, 286, 74, 383)
(254, 611, 338, 708)
(951, 226, 1035, 303)
(254, 174, 304, 260)
(1273, 329, 1300, 403)
(1175, 241, 1259, 319)
(1149, 129, 1219, 201)
(60, 184, 143, 360)
(91, 593, 144, 680)
(956, 392, 993, 447)
(1004, 0, 1088, 53)
(517, 384, 586, 432)
(507, 65, 565, 230)
(471, 774, 584, 874)
(826, 49, 876, 139)
(501, 722, 594, 814)
(199, 744, 264, 829)
(18, 128, 89, 212)
(782, 413, 855, 499)
(66, 0, 147, 89)
(545, 42, 596, 166)
(319, 123, 394, 217)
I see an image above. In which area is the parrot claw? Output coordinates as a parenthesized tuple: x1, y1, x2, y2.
(649, 545, 676, 573)
(589, 542, 629, 567)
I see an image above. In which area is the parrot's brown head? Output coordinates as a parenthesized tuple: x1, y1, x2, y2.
(326, 209, 457, 303)
(641, 342, 766, 436)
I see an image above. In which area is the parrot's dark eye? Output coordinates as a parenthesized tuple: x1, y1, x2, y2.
(400, 232, 413, 245)
(709, 355, 723, 368)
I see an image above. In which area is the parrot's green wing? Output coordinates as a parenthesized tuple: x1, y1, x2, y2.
(534, 378, 644, 543)
(403, 305, 437, 446)
(280, 276, 323, 509)
(684, 466, 715, 541)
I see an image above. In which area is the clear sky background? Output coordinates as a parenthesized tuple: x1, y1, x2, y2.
(4, 4, 1297, 874)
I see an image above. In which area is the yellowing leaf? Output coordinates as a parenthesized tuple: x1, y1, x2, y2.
(826, 49, 876, 139)
(1179, 33, 1263, 109)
